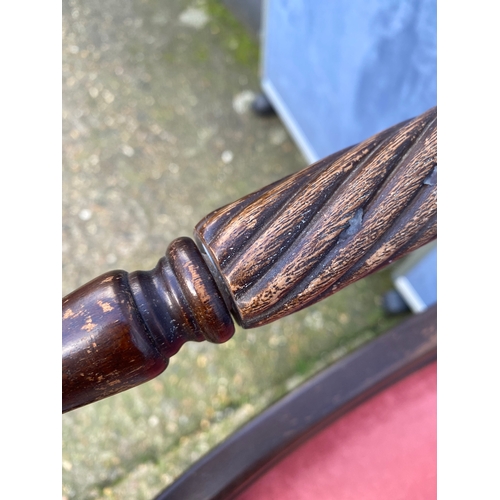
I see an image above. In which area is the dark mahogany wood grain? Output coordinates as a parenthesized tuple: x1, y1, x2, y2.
(62, 237, 234, 413)
(195, 107, 437, 328)
(63, 270, 167, 412)
(63, 107, 437, 411)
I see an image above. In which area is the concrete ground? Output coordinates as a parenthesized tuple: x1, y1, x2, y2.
(62, 1, 402, 498)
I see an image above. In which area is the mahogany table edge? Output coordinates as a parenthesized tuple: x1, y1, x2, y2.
(154, 304, 437, 500)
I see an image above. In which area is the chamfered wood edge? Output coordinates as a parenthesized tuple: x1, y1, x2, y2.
(153, 304, 437, 500)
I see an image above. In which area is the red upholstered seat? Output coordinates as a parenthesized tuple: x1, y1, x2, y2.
(237, 361, 437, 500)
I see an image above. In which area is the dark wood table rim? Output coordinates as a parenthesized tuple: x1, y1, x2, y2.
(154, 304, 437, 500)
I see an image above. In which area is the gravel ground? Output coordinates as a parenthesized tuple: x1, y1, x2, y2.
(62, 1, 401, 498)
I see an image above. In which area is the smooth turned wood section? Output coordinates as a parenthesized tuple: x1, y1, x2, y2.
(63, 107, 437, 412)
(62, 237, 234, 413)
(195, 107, 437, 328)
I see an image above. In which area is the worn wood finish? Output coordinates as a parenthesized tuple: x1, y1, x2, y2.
(63, 108, 437, 411)
(195, 107, 437, 328)
(62, 237, 234, 413)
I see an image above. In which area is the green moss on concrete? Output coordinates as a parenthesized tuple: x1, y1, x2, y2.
(203, 0, 260, 66)
(62, 1, 410, 499)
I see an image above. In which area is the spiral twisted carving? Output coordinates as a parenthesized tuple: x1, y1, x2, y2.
(195, 107, 437, 328)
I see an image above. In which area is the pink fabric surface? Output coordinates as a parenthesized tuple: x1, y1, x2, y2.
(237, 361, 437, 500)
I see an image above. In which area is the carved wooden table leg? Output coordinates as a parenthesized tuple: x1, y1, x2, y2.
(63, 238, 234, 412)
(62, 107, 436, 413)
